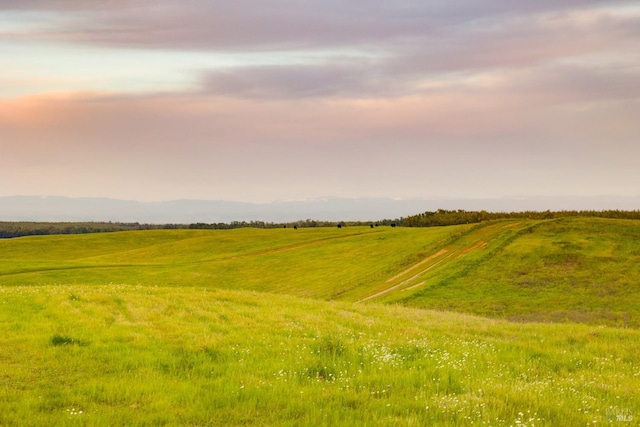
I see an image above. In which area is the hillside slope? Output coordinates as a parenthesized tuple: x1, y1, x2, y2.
(382, 218, 640, 327)
(0, 226, 459, 297)
(1, 217, 639, 326)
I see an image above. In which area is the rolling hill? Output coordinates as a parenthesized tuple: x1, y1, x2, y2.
(2, 217, 639, 326)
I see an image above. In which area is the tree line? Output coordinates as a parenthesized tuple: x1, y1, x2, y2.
(2, 210, 639, 238)
(401, 209, 640, 227)
(0, 222, 167, 238)
(0, 219, 401, 238)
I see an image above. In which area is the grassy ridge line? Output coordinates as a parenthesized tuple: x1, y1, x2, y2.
(1, 285, 638, 426)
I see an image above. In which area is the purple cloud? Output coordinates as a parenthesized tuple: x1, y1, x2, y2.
(3, 0, 633, 51)
(198, 60, 410, 99)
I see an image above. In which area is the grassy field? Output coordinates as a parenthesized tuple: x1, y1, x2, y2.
(1, 285, 638, 426)
(1, 218, 639, 425)
(0, 226, 461, 298)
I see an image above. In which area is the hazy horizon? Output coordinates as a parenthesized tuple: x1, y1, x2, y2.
(2, 1, 639, 203)
(2, 195, 639, 224)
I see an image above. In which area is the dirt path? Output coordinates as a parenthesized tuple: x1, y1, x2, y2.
(357, 221, 526, 303)
(357, 251, 455, 302)
(384, 249, 448, 283)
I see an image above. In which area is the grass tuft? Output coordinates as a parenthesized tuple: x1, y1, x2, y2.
(50, 334, 87, 347)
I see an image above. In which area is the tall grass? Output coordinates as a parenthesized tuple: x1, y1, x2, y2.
(0, 285, 638, 426)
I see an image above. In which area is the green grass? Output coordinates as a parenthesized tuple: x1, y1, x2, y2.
(2, 218, 640, 326)
(392, 218, 640, 327)
(0, 226, 460, 298)
(1, 285, 638, 426)
(2, 218, 640, 425)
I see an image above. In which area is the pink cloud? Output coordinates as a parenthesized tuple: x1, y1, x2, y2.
(2, 89, 639, 201)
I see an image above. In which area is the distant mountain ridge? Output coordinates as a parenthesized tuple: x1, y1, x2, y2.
(0, 195, 638, 223)
(0, 196, 428, 223)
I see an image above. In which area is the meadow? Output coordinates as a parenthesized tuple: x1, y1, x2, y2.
(1, 218, 639, 425)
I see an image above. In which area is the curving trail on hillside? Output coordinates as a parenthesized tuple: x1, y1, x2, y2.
(356, 221, 531, 303)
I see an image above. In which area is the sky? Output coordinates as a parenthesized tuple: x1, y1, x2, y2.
(1, 1, 639, 204)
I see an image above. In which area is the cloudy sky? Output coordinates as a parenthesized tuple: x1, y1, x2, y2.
(1, 1, 639, 203)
